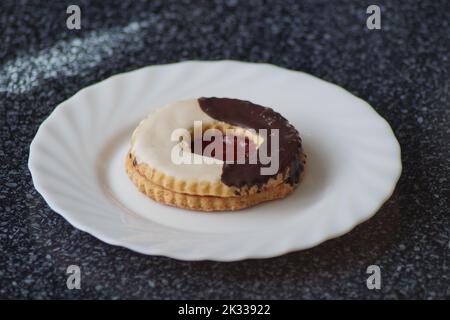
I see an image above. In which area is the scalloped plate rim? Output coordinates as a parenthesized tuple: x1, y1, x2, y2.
(28, 60, 402, 261)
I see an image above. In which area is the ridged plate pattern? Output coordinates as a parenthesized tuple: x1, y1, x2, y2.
(29, 61, 402, 261)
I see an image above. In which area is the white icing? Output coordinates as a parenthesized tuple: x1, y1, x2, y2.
(131, 99, 224, 182)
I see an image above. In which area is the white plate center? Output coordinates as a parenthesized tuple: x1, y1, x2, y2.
(96, 122, 332, 234)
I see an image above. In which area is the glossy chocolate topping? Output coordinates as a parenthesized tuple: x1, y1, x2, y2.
(198, 97, 303, 189)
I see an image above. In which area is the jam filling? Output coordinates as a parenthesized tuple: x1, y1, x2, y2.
(190, 134, 258, 162)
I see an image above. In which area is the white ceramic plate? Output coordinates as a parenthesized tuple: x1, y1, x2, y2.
(29, 61, 401, 261)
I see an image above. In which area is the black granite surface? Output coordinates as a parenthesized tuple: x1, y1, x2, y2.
(0, 0, 449, 299)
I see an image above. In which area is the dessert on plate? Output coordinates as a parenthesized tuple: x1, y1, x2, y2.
(126, 97, 305, 211)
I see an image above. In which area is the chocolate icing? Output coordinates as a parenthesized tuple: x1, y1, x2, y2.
(198, 97, 303, 189)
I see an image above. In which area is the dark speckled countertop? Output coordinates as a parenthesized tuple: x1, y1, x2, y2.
(0, 0, 449, 299)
